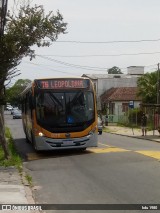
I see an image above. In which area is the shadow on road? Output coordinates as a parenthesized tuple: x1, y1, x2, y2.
(13, 138, 92, 161)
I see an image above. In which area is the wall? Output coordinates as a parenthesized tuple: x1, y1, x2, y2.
(114, 101, 141, 116)
(97, 76, 138, 98)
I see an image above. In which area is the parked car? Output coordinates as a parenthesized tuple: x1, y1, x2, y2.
(11, 107, 19, 115)
(98, 116, 103, 135)
(13, 110, 22, 119)
(6, 105, 13, 111)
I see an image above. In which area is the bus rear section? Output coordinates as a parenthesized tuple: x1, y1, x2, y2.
(22, 78, 98, 151)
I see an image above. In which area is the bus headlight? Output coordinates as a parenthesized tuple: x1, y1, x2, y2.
(39, 132, 44, 137)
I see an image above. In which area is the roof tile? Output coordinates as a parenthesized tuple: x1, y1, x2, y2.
(101, 87, 141, 102)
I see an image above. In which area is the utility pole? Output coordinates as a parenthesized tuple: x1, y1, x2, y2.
(157, 63, 160, 104)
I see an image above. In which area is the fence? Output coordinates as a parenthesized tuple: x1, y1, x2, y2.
(105, 106, 160, 130)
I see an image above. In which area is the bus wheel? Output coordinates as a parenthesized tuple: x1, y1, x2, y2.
(80, 148, 86, 151)
(31, 134, 37, 151)
(31, 133, 40, 153)
(25, 135, 30, 143)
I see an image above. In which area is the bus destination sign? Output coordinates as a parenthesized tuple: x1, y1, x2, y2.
(36, 79, 89, 89)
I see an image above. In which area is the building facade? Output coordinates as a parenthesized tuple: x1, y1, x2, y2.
(101, 87, 142, 114)
(82, 66, 144, 110)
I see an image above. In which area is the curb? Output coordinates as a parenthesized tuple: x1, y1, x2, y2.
(107, 132, 160, 144)
(21, 169, 42, 213)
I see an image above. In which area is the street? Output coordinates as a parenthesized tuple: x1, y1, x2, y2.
(5, 111, 160, 213)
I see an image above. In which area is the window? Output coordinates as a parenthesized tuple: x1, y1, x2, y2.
(122, 103, 129, 112)
(109, 102, 115, 114)
(35, 91, 95, 132)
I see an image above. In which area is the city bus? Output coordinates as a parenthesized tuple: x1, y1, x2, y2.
(21, 77, 98, 151)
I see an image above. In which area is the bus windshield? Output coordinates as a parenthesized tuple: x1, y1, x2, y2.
(35, 90, 95, 132)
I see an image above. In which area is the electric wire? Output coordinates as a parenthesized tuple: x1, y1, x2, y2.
(36, 55, 109, 71)
(50, 38, 160, 44)
(36, 54, 158, 72)
(39, 51, 160, 58)
(23, 59, 158, 75)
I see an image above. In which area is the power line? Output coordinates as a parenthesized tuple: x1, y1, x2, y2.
(18, 60, 158, 86)
(51, 38, 160, 44)
(39, 51, 160, 58)
(36, 55, 109, 71)
(25, 60, 157, 73)
(36, 54, 158, 72)
(15, 61, 140, 84)
(23, 61, 82, 76)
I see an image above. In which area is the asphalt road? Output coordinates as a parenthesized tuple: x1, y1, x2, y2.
(4, 111, 160, 213)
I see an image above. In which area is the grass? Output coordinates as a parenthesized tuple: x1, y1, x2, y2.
(25, 174, 33, 186)
(0, 127, 22, 169)
(0, 127, 33, 188)
(103, 127, 117, 133)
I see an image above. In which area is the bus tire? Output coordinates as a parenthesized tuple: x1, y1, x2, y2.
(80, 148, 86, 151)
(31, 133, 37, 151)
(25, 134, 30, 143)
(31, 133, 40, 153)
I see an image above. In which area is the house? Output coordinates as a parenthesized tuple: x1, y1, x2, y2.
(100, 87, 142, 122)
(82, 66, 144, 110)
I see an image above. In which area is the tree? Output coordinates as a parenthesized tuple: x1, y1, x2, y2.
(107, 66, 123, 74)
(6, 79, 32, 106)
(137, 71, 157, 103)
(0, 3, 67, 159)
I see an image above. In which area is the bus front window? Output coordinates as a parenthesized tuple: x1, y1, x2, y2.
(35, 91, 95, 132)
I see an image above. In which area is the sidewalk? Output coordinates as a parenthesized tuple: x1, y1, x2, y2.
(105, 125, 160, 143)
(0, 167, 40, 213)
(1, 126, 160, 211)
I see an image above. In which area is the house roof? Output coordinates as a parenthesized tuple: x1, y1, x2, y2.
(100, 87, 141, 102)
(82, 74, 140, 79)
(82, 74, 128, 79)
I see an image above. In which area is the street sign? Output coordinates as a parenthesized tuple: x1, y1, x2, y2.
(129, 101, 134, 109)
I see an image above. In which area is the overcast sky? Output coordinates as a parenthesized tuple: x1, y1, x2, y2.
(8, 0, 160, 85)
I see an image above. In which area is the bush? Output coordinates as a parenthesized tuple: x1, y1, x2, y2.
(0, 127, 22, 168)
(128, 108, 143, 126)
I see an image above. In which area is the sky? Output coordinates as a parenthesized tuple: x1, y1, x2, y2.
(7, 0, 160, 85)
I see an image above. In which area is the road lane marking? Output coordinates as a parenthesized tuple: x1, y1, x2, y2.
(89, 147, 130, 153)
(98, 142, 130, 149)
(27, 145, 160, 161)
(27, 146, 130, 160)
(135, 151, 160, 160)
(27, 153, 47, 161)
(98, 142, 112, 147)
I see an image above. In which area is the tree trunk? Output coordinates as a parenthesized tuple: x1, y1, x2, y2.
(0, 99, 10, 160)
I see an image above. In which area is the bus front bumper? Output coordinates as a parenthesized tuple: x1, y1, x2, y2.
(34, 133, 98, 150)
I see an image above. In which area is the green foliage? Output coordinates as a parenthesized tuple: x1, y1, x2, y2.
(137, 71, 157, 103)
(128, 108, 142, 126)
(6, 79, 31, 105)
(0, 4, 67, 84)
(108, 66, 123, 74)
(0, 127, 22, 167)
(5, 127, 12, 138)
(25, 174, 33, 186)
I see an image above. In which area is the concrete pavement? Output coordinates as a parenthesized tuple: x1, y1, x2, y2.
(104, 125, 160, 143)
(0, 167, 41, 212)
(0, 125, 160, 211)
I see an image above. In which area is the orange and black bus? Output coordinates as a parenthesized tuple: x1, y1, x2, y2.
(21, 77, 98, 151)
